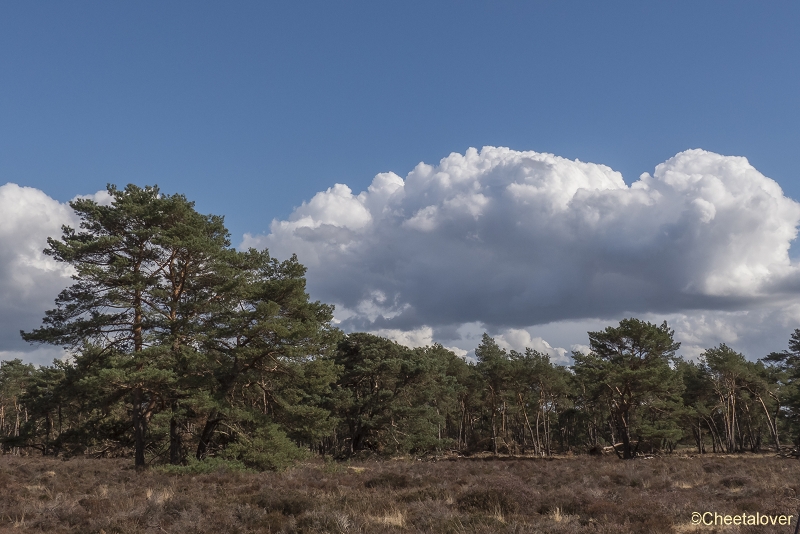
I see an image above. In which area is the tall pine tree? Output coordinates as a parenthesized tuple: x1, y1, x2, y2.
(22, 184, 230, 468)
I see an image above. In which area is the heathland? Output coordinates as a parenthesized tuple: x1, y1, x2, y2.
(5, 184, 800, 532)
(2, 453, 799, 533)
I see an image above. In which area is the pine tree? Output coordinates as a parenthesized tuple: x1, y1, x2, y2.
(573, 318, 684, 459)
(21, 184, 230, 468)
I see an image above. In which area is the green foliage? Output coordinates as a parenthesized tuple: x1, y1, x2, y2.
(573, 318, 684, 458)
(17, 184, 339, 470)
(693, 344, 781, 453)
(191, 248, 339, 463)
(762, 329, 800, 446)
(0, 359, 36, 452)
(220, 422, 308, 471)
(331, 334, 461, 456)
(470, 334, 573, 455)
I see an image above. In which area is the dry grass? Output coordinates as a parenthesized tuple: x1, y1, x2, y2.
(375, 509, 405, 527)
(0, 453, 799, 532)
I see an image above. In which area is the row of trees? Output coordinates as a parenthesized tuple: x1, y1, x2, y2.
(1, 185, 800, 467)
(328, 323, 800, 461)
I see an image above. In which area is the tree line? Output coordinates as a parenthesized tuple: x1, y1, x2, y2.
(1, 185, 800, 468)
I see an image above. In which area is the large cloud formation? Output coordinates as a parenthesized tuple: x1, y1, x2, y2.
(4, 148, 800, 365)
(244, 147, 800, 361)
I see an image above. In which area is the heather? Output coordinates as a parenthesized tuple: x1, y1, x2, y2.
(2, 453, 798, 533)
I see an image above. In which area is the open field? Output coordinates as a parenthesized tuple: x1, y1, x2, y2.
(1, 454, 800, 533)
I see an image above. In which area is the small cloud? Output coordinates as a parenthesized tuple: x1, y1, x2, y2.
(570, 344, 591, 356)
(0, 347, 72, 367)
(71, 189, 114, 206)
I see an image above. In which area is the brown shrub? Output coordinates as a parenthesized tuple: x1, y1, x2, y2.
(364, 472, 410, 489)
(398, 486, 448, 502)
(584, 499, 624, 521)
(252, 490, 314, 516)
(457, 487, 518, 514)
(719, 475, 749, 488)
(78, 496, 111, 513)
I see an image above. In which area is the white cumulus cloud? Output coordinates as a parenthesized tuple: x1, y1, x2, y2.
(4, 146, 800, 364)
(244, 147, 800, 360)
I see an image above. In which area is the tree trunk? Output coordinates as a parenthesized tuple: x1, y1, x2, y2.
(169, 402, 182, 465)
(132, 388, 147, 469)
(489, 387, 498, 454)
(617, 410, 634, 459)
(544, 406, 552, 456)
(693, 418, 705, 454)
(518, 394, 537, 456)
(133, 289, 146, 469)
(196, 410, 222, 460)
(607, 421, 623, 459)
(755, 394, 781, 451)
(458, 400, 465, 450)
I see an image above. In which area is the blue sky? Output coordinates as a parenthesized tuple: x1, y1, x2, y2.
(3, 2, 800, 363)
(3, 2, 798, 239)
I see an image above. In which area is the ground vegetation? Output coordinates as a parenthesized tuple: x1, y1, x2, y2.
(1, 453, 798, 533)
